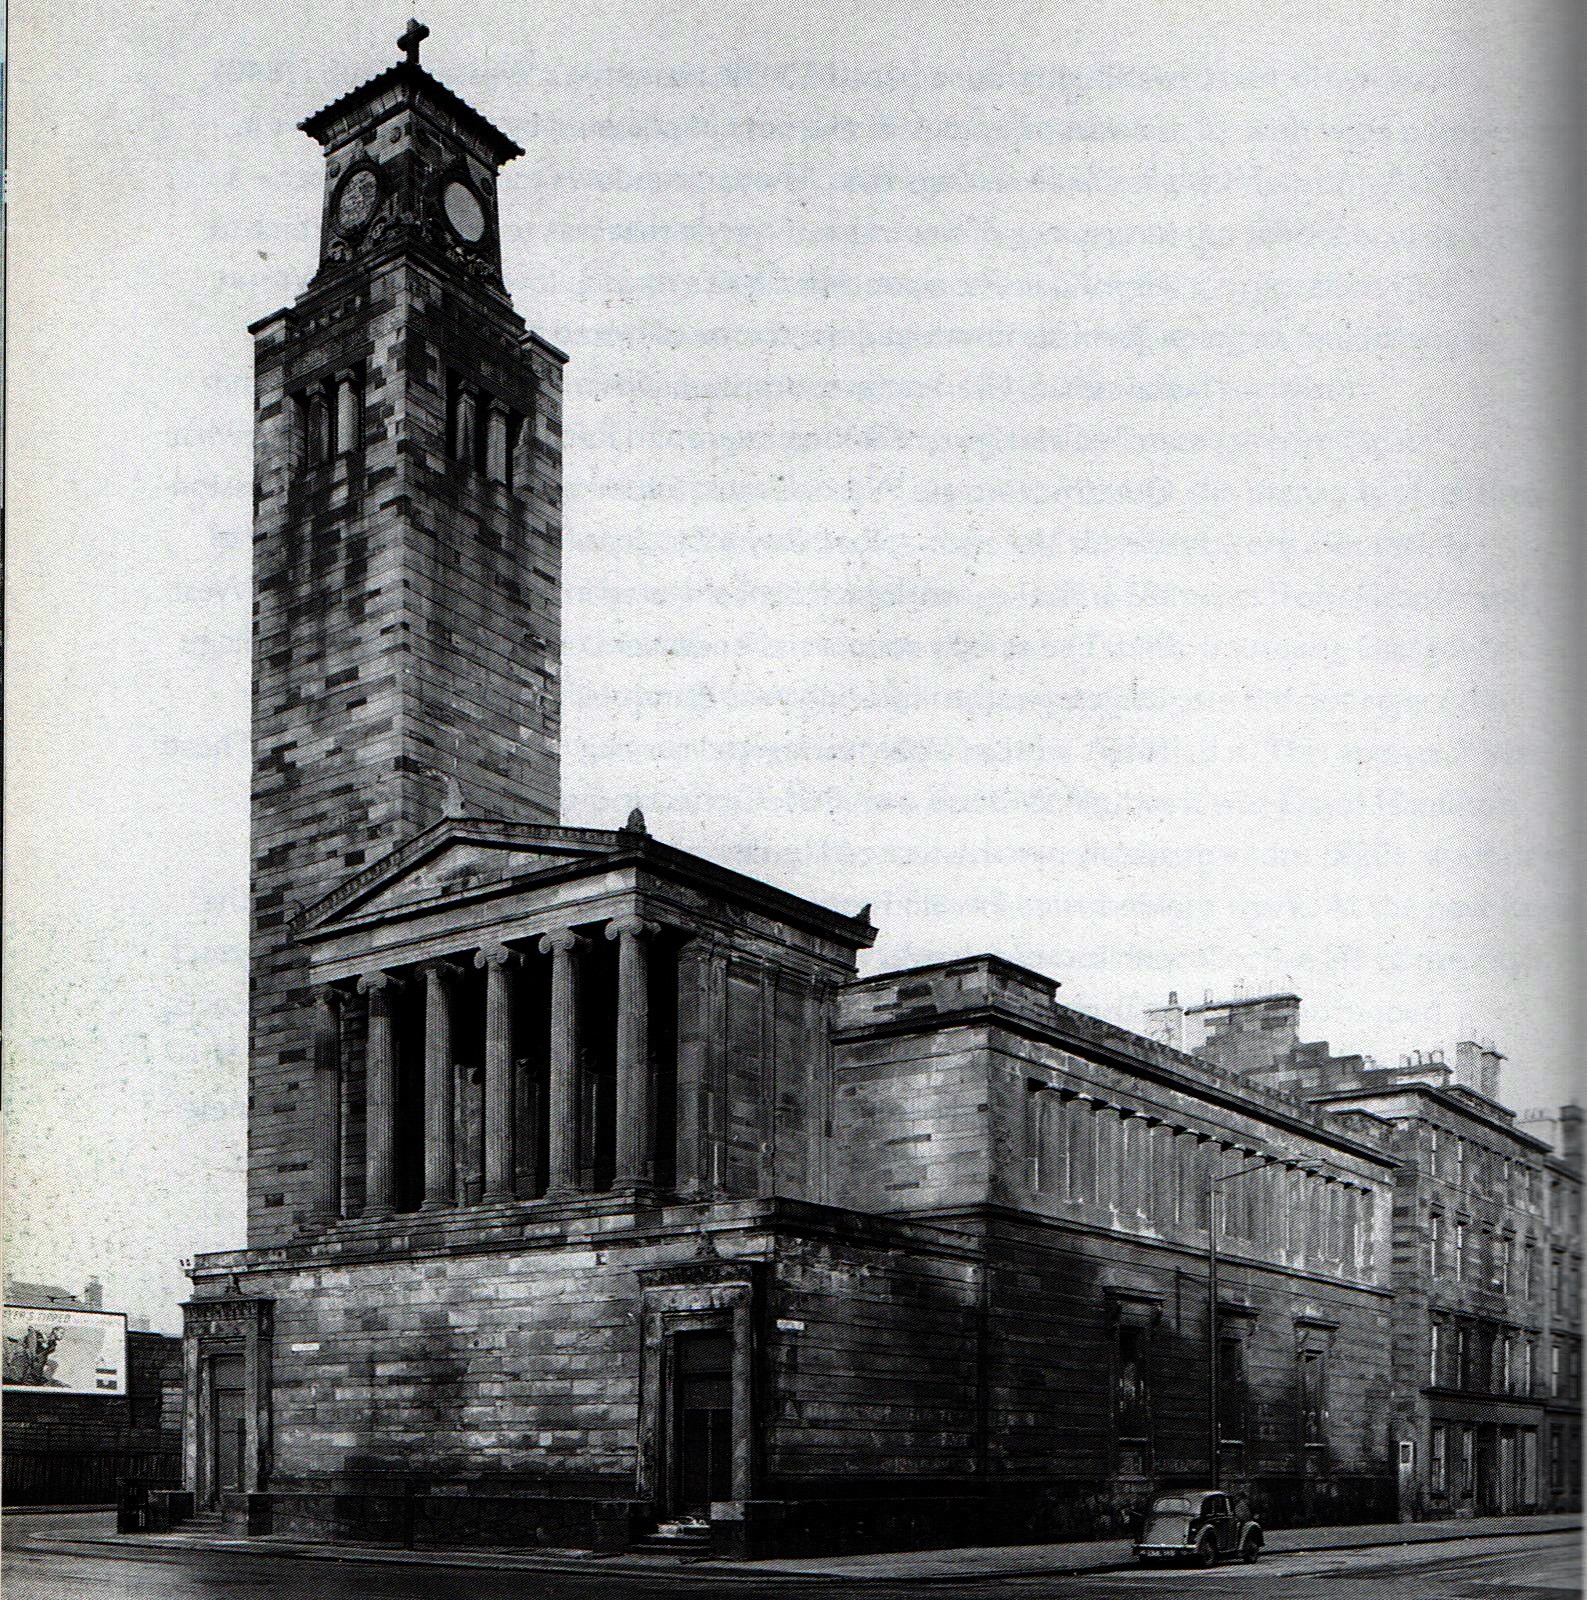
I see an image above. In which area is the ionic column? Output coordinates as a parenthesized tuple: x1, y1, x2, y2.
(607, 917, 659, 1189)
(357, 972, 403, 1217)
(310, 986, 344, 1223)
(476, 944, 519, 1202)
(420, 961, 463, 1209)
(539, 929, 585, 1196)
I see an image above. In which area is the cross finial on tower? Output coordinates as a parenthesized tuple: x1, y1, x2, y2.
(398, 18, 430, 66)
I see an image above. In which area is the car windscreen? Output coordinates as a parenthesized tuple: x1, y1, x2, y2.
(1148, 1496, 1194, 1514)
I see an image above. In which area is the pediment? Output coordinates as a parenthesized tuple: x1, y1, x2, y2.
(296, 819, 633, 936)
(356, 841, 585, 915)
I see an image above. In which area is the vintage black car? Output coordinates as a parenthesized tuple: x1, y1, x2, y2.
(1134, 1489, 1262, 1566)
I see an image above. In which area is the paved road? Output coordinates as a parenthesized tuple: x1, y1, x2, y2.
(3, 1515, 1579, 1599)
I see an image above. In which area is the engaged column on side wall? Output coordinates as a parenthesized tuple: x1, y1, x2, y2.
(309, 985, 344, 1223)
(675, 934, 728, 1195)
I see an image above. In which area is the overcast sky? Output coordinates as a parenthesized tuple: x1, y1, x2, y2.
(5, 1, 1582, 1333)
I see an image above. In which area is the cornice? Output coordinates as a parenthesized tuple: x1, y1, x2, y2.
(293, 817, 875, 952)
(834, 1003, 1397, 1170)
(299, 60, 523, 165)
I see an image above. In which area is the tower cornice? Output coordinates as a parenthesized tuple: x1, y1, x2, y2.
(299, 59, 523, 166)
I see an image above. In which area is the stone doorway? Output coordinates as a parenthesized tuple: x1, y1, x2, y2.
(669, 1329, 733, 1517)
(206, 1355, 246, 1507)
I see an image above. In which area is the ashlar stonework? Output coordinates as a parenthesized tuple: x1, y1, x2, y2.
(184, 30, 1424, 1556)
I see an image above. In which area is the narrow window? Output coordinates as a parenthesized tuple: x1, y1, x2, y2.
(1430, 1210, 1443, 1274)
(1116, 1323, 1151, 1446)
(1299, 1347, 1327, 1445)
(290, 389, 309, 471)
(1430, 1424, 1447, 1493)
(1218, 1335, 1248, 1444)
(308, 385, 332, 466)
(1430, 1319, 1443, 1386)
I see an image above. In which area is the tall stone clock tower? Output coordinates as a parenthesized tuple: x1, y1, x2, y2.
(247, 22, 564, 1245)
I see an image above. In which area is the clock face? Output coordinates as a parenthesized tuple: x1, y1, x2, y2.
(443, 180, 486, 243)
(336, 170, 380, 231)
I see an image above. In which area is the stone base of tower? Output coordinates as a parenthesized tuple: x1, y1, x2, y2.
(180, 1194, 1002, 1558)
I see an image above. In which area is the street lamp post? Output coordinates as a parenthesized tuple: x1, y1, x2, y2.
(1206, 1155, 1281, 1488)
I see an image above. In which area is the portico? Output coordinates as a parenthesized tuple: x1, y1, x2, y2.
(293, 810, 871, 1225)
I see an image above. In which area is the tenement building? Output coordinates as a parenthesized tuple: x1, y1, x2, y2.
(1526, 1107, 1584, 1511)
(184, 32, 1433, 1555)
(1146, 991, 1584, 1521)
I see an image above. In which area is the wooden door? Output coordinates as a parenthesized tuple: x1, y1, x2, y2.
(670, 1330, 732, 1517)
(208, 1355, 246, 1506)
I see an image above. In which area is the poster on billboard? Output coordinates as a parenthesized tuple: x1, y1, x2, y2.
(3, 1304, 128, 1395)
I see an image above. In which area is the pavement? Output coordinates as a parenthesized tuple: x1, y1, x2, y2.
(17, 1508, 1580, 1583)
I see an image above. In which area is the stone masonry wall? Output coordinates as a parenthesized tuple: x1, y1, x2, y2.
(194, 1201, 985, 1498)
(248, 256, 563, 1247)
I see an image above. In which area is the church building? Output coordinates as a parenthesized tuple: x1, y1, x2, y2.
(180, 29, 1399, 1555)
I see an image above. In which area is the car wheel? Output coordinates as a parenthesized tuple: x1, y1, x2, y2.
(1195, 1533, 1218, 1567)
(1241, 1532, 1262, 1563)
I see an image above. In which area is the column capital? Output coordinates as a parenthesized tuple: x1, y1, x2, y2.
(418, 958, 466, 984)
(474, 943, 521, 970)
(539, 928, 586, 957)
(605, 916, 660, 943)
(312, 984, 345, 1013)
(357, 971, 406, 996)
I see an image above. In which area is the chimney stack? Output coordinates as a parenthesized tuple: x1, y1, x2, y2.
(1455, 1040, 1503, 1101)
(1560, 1105, 1584, 1172)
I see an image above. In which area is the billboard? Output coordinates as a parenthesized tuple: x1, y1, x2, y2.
(3, 1304, 128, 1395)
